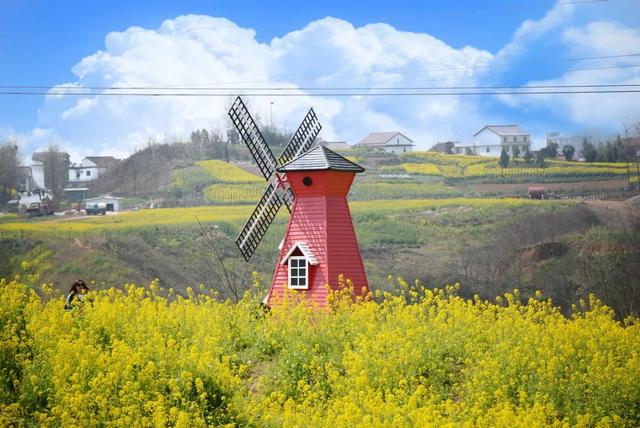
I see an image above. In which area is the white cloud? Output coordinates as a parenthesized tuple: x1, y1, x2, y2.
(495, 1, 575, 61)
(31, 15, 493, 158)
(500, 21, 640, 129)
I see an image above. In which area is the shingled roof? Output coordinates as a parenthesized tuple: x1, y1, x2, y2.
(277, 146, 364, 173)
(474, 125, 529, 137)
(357, 132, 414, 147)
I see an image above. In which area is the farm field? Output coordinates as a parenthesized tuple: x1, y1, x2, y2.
(395, 151, 634, 183)
(1, 278, 639, 426)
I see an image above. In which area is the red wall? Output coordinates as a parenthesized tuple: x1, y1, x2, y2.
(268, 170, 368, 307)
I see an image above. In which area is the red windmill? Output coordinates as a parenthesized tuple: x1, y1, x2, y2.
(228, 97, 368, 307)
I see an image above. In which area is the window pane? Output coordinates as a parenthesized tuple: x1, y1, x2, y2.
(291, 268, 298, 276)
(291, 277, 298, 286)
(290, 259, 298, 267)
(299, 278, 306, 286)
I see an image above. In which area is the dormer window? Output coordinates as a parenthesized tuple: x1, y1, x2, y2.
(288, 257, 308, 289)
(280, 242, 318, 290)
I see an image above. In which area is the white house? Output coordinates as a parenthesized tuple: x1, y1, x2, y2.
(316, 138, 352, 151)
(356, 132, 415, 154)
(30, 155, 46, 189)
(455, 125, 531, 157)
(546, 132, 591, 158)
(68, 156, 119, 183)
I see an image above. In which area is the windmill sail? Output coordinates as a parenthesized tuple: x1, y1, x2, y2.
(235, 183, 286, 261)
(228, 97, 278, 180)
(278, 108, 322, 165)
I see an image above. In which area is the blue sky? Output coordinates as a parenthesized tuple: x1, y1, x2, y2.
(1, 0, 639, 159)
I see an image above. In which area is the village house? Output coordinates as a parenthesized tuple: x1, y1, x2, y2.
(546, 132, 591, 159)
(455, 125, 531, 157)
(316, 137, 352, 151)
(68, 156, 120, 183)
(355, 132, 415, 154)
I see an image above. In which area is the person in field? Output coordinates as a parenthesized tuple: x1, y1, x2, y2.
(65, 279, 89, 310)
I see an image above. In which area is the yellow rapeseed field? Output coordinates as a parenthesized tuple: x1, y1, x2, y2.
(1, 278, 638, 426)
(204, 183, 263, 204)
(0, 198, 549, 235)
(398, 151, 631, 180)
(195, 160, 262, 183)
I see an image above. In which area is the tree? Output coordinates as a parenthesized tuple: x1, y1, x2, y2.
(512, 145, 520, 158)
(535, 151, 546, 167)
(562, 145, 575, 161)
(541, 142, 558, 159)
(523, 149, 533, 165)
(0, 141, 19, 203)
(499, 148, 510, 169)
(582, 140, 597, 162)
(40, 145, 70, 196)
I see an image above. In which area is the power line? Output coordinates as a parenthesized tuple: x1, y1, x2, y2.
(2, 89, 639, 97)
(0, 83, 640, 95)
(2, 83, 638, 92)
(2, 54, 638, 91)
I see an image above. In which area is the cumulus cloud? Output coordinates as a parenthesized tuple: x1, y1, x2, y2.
(31, 15, 493, 158)
(500, 21, 640, 129)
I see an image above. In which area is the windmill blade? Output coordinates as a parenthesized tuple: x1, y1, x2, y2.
(228, 97, 278, 180)
(278, 108, 322, 165)
(235, 183, 285, 261)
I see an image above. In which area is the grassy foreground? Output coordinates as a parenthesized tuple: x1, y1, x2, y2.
(1, 278, 638, 427)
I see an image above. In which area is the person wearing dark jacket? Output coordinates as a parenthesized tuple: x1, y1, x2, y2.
(65, 280, 89, 310)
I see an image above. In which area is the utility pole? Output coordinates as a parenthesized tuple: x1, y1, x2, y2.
(270, 101, 274, 131)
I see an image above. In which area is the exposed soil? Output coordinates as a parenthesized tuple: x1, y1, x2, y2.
(468, 178, 632, 194)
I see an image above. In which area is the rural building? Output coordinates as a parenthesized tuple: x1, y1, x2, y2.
(455, 125, 531, 157)
(31, 151, 71, 189)
(546, 132, 591, 158)
(316, 138, 351, 151)
(68, 156, 120, 183)
(30, 154, 46, 189)
(356, 132, 415, 154)
(430, 141, 456, 154)
(84, 195, 123, 212)
(17, 166, 35, 192)
(64, 187, 90, 202)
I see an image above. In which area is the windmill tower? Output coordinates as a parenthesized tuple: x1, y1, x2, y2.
(228, 97, 368, 307)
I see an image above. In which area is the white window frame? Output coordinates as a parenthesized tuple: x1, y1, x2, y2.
(288, 256, 309, 289)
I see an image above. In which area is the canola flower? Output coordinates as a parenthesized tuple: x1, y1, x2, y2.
(1, 277, 638, 427)
(195, 160, 262, 183)
(0, 198, 553, 236)
(398, 151, 631, 181)
(203, 183, 263, 204)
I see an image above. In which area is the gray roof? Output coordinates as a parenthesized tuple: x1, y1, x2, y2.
(84, 156, 120, 168)
(357, 132, 414, 147)
(474, 125, 529, 137)
(277, 146, 364, 173)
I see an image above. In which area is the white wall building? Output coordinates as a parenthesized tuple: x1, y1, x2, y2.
(68, 156, 119, 183)
(356, 132, 415, 154)
(546, 132, 591, 158)
(30, 159, 45, 188)
(454, 125, 531, 157)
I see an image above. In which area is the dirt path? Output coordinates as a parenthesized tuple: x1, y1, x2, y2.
(468, 178, 631, 194)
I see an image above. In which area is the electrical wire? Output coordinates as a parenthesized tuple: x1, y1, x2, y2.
(2, 89, 639, 97)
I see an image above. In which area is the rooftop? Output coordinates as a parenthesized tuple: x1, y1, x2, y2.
(357, 132, 414, 146)
(277, 146, 364, 173)
(475, 125, 529, 137)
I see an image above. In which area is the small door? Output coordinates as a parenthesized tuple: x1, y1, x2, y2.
(106, 203, 114, 211)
